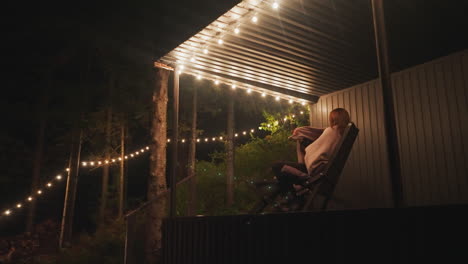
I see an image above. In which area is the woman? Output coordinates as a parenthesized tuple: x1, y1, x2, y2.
(272, 108, 351, 194)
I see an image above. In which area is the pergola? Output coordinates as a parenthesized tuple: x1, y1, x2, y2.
(154, 0, 402, 216)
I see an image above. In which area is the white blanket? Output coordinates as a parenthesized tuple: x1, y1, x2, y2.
(304, 126, 342, 175)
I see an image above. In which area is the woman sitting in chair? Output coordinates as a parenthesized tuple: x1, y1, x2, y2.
(272, 108, 350, 197)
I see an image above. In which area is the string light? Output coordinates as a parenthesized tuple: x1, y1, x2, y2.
(28, 197, 33, 201)
(203, 49, 208, 54)
(262, 93, 266, 97)
(182, 139, 186, 143)
(218, 39, 223, 45)
(247, 89, 252, 94)
(16, 204, 21, 208)
(289, 99, 293, 104)
(82, 162, 87, 167)
(4, 210, 11, 216)
(47, 183, 52, 188)
(235, 133, 238, 137)
(273, 2, 279, 9)
(234, 28, 240, 34)
(66, 168, 70, 172)
(197, 139, 200, 142)
(275, 96, 280, 101)
(205, 138, 209, 142)
(56, 175, 62, 180)
(197, 75, 202, 80)
(214, 80, 219, 85)
(243, 131, 247, 135)
(252, 16, 258, 23)
(231, 84, 236, 89)
(37, 190, 42, 195)
(146, 146, 150, 150)
(90, 162, 94, 166)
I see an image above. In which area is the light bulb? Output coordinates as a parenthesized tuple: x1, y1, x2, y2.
(105, 160, 109, 164)
(247, 89, 252, 93)
(235, 133, 238, 137)
(292, 114, 295, 118)
(212, 137, 216, 141)
(90, 162, 95, 166)
(197, 75, 202, 80)
(28, 197, 33, 201)
(234, 28, 240, 34)
(300, 111, 304, 114)
(251, 129, 254, 133)
(47, 183, 52, 187)
(182, 139, 185, 143)
(112, 159, 116, 162)
(37, 190, 42, 195)
(4, 210, 11, 215)
(141, 149, 144, 152)
(252, 16, 258, 23)
(289, 99, 293, 104)
(125, 156, 128, 159)
(218, 39, 223, 45)
(167, 139, 171, 143)
(197, 139, 200, 142)
(17, 204, 22, 208)
(98, 161, 102, 165)
(243, 131, 247, 135)
(301, 102, 306, 106)
(56, 175, 62, 180)
(203, 49, 208, 54)
(205, 138, 208, 142)
(146, 146, 149, 150)
(136, 152, 139, 155)
(214, 80, 219, 85)
(118, 157, 122, 161)
(231, 84, 236, 89)
(82, 162, 87, 166)
(219, 136, 223, 140)
(261, 93, 266, 97)
(273, 2, 279, 9)
(275, 96, 280, 101)
(66, 168, 70, 172)
(130, 154, 134, 157)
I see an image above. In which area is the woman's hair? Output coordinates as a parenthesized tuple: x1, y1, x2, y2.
(329, 108, 350, 135)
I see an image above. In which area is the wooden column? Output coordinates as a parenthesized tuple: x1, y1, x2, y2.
(187, 84, 198, 216)
(226, 95, 235, 206)
(169, 68, 179, 217)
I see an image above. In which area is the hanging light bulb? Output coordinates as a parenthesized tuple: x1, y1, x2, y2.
(231, 84, 236, 89)
(118, 157, 122, 161)
(289, 99, 293, 104)
(214, 80, 219, 85)
(212, 137, 216, 141)
(131, 154, 134, 157)
(197, 139, 200, 142)
(234, 28, 240, 34)
(167, 139, 171, 143)
(247, 89, 252, 94)
(98, 161, 102, 165)
(146, 146, 150, 150)
(205, 138, 209, 142)
(82, 162, 87, 167)
(105, 160, 109, 164)
(300, 111, 304, 114)
(252, 16, 258, 23)
(4, 210, 11, 215)
(235, 133, 238, 137)
(17, 204, 22, 208)
(37, 190, 42, 195)
(197, 75, 202, 80)
(273, 2, 279, 9)
(141, 149, 144, 152)
(301, 101, 306, 106)
(250, 129, 254, 133)
(66, 168, 70, 172)
(90, 162, 95, 166)
(243, 131, 247, 135)
(275, 96, 280, 101)
(125, 156, 128, 159)
(218, 39, 223, 45)
(261, 93, 266, 97)
(182, 139, 186, 143)
(28, 197, 33, 201)
(219, 136, 223, 140)
(47, 183, 52, 187)
(56, 175, 62, 180)
(203, 49, 208, 54)
(112, 159, 116, 162)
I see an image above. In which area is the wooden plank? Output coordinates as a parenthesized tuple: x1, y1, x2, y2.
(434, 62, 457, 203)
(442, 58, 464, 203)
(368, 81, 383, 206)
(426, 64, 447, 204)
(417, 67, 437, 205)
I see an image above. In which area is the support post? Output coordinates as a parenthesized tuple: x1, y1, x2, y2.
(119, 122, 125, 218)
(371, 0, 404, 208)
(59, 127, 82, 248)
(187, 84, 198, 216)
(226, 95, 235, 206)
(170, 67, 179, 217)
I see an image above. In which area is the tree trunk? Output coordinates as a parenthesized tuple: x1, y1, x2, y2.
(187, 85, 198, 215)
(226, 97, 235, 206)
(26, 80, 49, 233)
(146, 68, 170, 263)
(118, 121, 125, 218)
(99, 80, 113, 225)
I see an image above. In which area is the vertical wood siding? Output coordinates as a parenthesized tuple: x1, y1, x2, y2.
(309, 50, 468, 208)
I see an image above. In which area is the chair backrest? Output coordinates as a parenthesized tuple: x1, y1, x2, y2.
(316, 122, 359, 197)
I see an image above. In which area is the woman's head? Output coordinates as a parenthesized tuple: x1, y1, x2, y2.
(329, 108, 350, 134)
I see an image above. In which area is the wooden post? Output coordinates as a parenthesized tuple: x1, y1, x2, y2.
(59, 127, 83, 248)
(187, 84, 198, 216)
(169, 68, 179, 217)
(371, 0, 404, 208)
(119, 121, 125, 218)
(226, 96, 235, 206)
(146, 67, 170, 263)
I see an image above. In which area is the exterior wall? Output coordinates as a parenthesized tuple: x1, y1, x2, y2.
(309, 50, 468, 209)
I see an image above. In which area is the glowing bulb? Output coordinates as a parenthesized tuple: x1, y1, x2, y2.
(182, 139, 185, 143)
(135, 152, 139, 155)
(205, 138, 208, 142)
(273, 2, 279, 9)
(292, 114, 295, 118)
(218, 39, 223, 45)
(252, 16, 258, 23)
(231, 84, 236, 89)
(219, 136, 223, 140)
(301, 102, 306, 106)
(203, 49, 208, 54)
(146, 146, 149, 150)
(141, 149, 144, 152)
(47, 183, 52, 187)
(66, 168, 70, 172)
(190, 57, 195, 62)
(90, 162, 95, 166)
(284, 117, 287, 121)
(98, 161, 102, 165)
(251, 129, 254, 133)
(197, 75, 202, 80)
(82, 162, 87, 166)
(261, 93, 266, 97)
(212, 137, 216, 141)
(289, 99, 293, 104)
(56, 175, 62, 180)
(167, 139, 171, 143)
(235, 133, 238, 137)
(214, 80, 219, 85)
(300, 111, 304, 114)
(197, 139, 200, 142)
(130, 154, 134, 157)
(267, 124, 271, 127)
(112, 159, 116, 162)
(4, 210, 11, 215)
(275, 96, 280, 101)
(28, 197, 33, 201)
(180, 65, 184, 70)
(125, 156, 128, 159)
(17, 204, 22, 208)
(247, 89, 252, 94)
(105, 160, 109, 164)
(118, 157, 122, 161)
(37, 190, 42, 195)
(234, 28, 240, 34)
(243, 131, 247, 135)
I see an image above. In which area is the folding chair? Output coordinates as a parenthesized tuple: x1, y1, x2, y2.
(250, 123, 359, 214)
